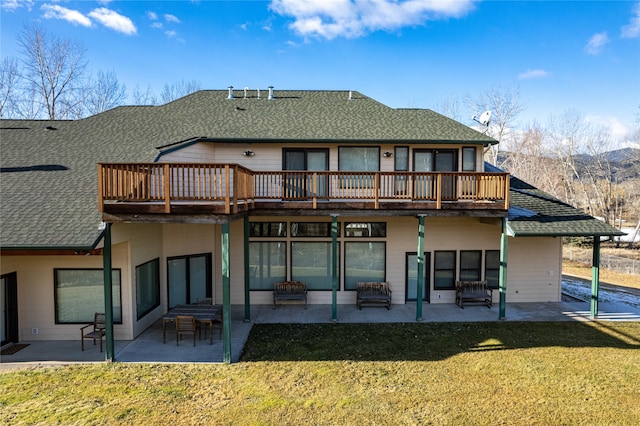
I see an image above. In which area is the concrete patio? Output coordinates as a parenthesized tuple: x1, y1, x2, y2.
(2, 299, 639, 369)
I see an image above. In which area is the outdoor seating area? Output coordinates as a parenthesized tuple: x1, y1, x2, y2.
(356, 282, 392, 310)
(455, 281, 493, 308)
(273, 281, 308, 308)
(162, 304, 222, 345)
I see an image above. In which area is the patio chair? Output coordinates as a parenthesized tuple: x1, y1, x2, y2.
(211, 309, 223, 340)
(175, 315, 197, 346)
(80, 313, 106, 352)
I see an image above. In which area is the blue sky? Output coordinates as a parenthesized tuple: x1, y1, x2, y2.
(1, 1, 639, 145)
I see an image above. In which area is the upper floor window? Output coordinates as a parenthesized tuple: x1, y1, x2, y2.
(462, 147, 476, 171)
(339, 147, 380, 172)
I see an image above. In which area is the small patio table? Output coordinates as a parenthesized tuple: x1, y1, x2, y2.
(162, 304, 221, 344)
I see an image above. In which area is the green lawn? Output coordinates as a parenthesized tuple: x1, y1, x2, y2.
(2, 322, 639, 425)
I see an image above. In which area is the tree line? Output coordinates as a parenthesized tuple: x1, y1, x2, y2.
(0, 24, 200, 120)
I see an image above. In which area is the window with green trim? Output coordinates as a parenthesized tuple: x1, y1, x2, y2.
(249, 242, 287, 290)
(434, 251, 456, 290)
(136, 258, 160, 320)
(485, 250, 500, 289)
(54, 269, 122, 324)
(345, 242, 386, 290)
(460, 250, 482, 281)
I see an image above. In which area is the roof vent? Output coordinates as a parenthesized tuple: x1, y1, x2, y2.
(268, 86, 274, 101)
(257, 87, 261, 99)
(244, 87, 249, 99)
(227, 86, 234, 99)
(348, 90, 353, 101)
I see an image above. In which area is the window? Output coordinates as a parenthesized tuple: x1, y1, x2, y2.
(344, 222, 386, 238)
(54, 269, 122, 324)
(462, 147, 476, 171)
(339, 146, 380, 189)
(167, 253, 211, 308)
(460, 250, 482, 282)
(136, 258, 160, 320)
(250, 222, 287, 237)
(291, 222, 337, 237)
(291, 242, 338, 290)
(394, 147, 409, 171)
(250, 242, 286, 290)
(485, 250, 500, 289)
(345, 242, 385, 290)
(434, 251, 456, 290)
(339, 146, 380, 172)
(406, 252, 430, 301)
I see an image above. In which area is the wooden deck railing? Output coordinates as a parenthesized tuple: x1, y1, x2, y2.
(98, 163, 509, 213)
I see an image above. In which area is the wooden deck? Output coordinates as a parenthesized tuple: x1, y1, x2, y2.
(98, 163, 509, 217)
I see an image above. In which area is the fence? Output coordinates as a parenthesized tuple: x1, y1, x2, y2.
(563, 246, 639, 275)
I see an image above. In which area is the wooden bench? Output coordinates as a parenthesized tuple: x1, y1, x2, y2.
(273, 281, 307, 309)
(356, 282, 392, 310)
(455, 281, 492, 308)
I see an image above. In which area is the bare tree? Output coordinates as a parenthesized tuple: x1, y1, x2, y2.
(160, 79, 201, 103)
(465, 83, 526, 165)
(433, 95, 462, 121)
(84, 70, 127, 115)
(0, 56, 21, 118)
(17, 23, 87, 119)
(131, 84, 157, 105)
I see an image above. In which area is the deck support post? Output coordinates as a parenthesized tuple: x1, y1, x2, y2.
(499, 218, 508, 320)
(102, 223, 115, 361)
(331, 215, 338, 321)
(221, 222, 232, 363)
(590, 237, 600, 319)
(416, 215, 425, 321)
(243, 217, 251, 322)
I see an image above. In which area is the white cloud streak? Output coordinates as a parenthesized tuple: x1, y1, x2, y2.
(269, 0, 478, 39)
(584, 31, 609, 55)
(88, 7, 137, 35)
(518, 69, 550, 80)
(164, 14, 180, 24)
(621, 2, 640, 38)
(41, 4, 92, 27)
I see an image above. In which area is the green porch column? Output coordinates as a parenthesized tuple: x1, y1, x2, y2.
(590, 237, 601, 319)
(331, 215, 338, 321)
(221, 222, 232, 363)
(498, 217, 508, 320)
(102, 223, 115, 361)
(243, 216, 251, 322)
(416, 215, 425, 321)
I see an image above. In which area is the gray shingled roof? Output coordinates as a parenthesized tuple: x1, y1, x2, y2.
(483, 164, 624, 237)
(1, 89, 619, 249)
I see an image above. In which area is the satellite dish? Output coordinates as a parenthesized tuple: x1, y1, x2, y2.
(472, 110, 492, 126)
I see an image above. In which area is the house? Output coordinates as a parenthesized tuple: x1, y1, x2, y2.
(0, 88, 622, 362)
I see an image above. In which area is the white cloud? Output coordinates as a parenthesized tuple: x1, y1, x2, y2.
(584, 31, 609, 55)
(585, 114, 630, 141)
(164, 14, 180, 23)
(1, 0, 33, 12)
(165, 30, 177, 38)
(269, 0, 478, 39)
(518, 69, 550, 80)
(41, 4, 92, 27)
(147, 11, 158, 21)
(621, 2, 640, 38)
(88, 7, 137, 35)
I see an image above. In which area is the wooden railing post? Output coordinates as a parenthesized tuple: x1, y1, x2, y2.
(374, 173, 379, 209)
(232, 165, 239, 214)
(224, 165, 231, 214)
(163, 163, 171, 213)
(97, 164, 104, 213)
(436, 173, 442, 209)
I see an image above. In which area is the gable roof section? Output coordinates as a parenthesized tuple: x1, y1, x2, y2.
(483, 163, 624, 237)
